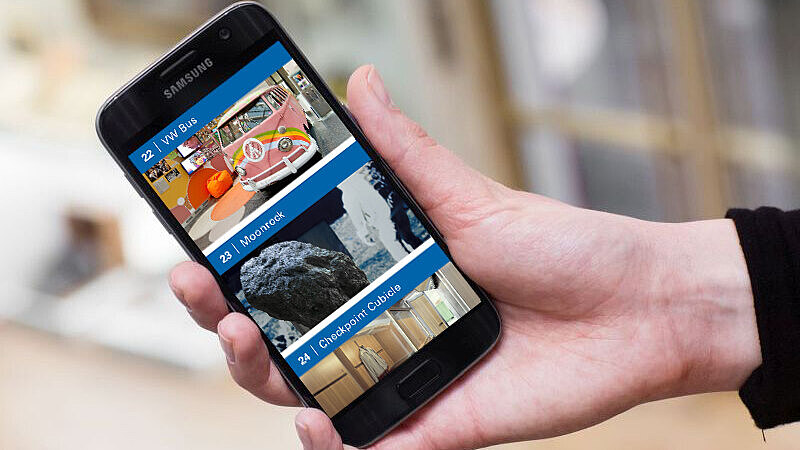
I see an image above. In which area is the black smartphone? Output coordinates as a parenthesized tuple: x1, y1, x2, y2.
(96, 3, 500, 446)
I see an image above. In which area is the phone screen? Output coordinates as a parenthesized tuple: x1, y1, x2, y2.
(130, 42, 482, 416)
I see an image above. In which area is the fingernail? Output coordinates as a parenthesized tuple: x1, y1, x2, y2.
(296, 419, 312, 449)
(367, 65, 394, 108)
(168, 277, 191, 312)
(219, 331, 235, 365)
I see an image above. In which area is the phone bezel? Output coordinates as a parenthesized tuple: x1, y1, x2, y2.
(95, 2, 501, 447)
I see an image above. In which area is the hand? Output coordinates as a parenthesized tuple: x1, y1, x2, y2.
(169, 66, 762, 449)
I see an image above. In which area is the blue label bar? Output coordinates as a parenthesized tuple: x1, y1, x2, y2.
(129, 42, 291, 173)
(208, 141, 370, 273)
(285, 242, 450, 376)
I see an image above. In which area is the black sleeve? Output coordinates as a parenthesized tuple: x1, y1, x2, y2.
(727, 207, 800, 429)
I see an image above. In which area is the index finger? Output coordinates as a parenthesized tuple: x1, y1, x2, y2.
(169, 261, 231, 332)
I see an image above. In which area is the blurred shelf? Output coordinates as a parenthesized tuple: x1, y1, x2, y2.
(2, 267, 220, 371)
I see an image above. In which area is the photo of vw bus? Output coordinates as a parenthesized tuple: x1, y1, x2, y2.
(141, 58, 352, 252)
(213, 84, 321, 192)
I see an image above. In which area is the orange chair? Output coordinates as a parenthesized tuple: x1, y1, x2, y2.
(187, 168, 216, 209)
(207, 170, 233, 198)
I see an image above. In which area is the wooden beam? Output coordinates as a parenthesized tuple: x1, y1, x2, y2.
(666, 0, 728, 218)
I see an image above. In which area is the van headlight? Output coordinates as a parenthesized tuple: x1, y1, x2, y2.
(278, 137, 293, 152)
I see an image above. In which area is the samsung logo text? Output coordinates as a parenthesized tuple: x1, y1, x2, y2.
(163, 57, 214, 99)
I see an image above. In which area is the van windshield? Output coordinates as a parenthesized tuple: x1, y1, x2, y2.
(238, 98, 273, 133)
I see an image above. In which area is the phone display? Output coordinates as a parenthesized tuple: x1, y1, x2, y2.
(129, 41, 483, 416)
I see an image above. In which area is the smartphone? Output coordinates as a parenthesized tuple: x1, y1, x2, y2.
(96, 3, 500, 446)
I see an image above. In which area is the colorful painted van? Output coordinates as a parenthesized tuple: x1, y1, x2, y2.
(213, 85, 318, 191)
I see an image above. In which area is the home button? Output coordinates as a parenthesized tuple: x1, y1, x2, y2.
(397, 359, 441, 400)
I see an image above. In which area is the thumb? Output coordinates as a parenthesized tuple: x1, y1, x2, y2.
(346, 65, 503, 236)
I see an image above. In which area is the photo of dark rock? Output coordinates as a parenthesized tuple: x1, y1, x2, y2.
(221, 160, 430, 351)
(240, 241, 369, 332)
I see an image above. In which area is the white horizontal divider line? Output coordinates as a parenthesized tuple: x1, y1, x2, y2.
(202, 135, 356, 255)
(281, 238, 436, 357)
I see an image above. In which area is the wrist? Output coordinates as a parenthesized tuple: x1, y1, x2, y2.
(645, 219, 761, 399)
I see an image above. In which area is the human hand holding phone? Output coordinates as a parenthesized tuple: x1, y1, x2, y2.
(169, 66, 762, 449)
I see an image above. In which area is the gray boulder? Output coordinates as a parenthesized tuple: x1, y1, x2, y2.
(240, 241, 370, 330)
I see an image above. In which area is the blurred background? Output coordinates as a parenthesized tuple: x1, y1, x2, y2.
(2, 0, 799, 448)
